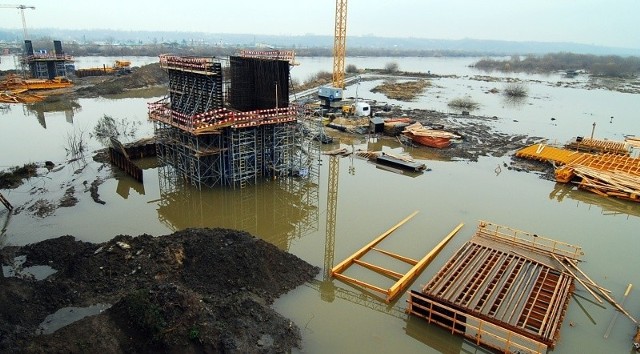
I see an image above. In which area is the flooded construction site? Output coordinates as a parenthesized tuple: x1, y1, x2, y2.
(2, 54, 640, 353)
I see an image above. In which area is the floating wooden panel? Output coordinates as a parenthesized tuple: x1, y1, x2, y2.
(331, 211, 463, 302)
(408, 221, 579, 352)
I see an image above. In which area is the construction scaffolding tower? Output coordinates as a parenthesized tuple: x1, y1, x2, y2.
(150, 53, 316, 189)
(22, 40, 73, 79)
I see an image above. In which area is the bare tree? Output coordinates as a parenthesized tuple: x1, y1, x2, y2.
(384, 62, 399, 73)
(503, 83, 528, 97)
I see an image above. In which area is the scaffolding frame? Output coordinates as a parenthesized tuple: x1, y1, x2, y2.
(151, 54, 312, 190)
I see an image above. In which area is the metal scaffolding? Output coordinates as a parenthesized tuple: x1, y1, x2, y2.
(151, 54, 315, 189)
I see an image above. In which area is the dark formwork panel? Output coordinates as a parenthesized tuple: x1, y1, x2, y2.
(168, 66, 223, 116)
(229, 56, 290, 112)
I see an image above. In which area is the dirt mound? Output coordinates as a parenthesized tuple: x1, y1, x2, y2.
(0, 228, 319, 353)
(371, 79, 430, 101)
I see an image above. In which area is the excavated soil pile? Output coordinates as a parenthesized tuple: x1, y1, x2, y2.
(371, 79, 430, 101)
(0, 228, 319, 353)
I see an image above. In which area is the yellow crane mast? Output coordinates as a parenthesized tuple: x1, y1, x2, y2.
(319, 0, 347, 108)
(332, 0, 347, 89)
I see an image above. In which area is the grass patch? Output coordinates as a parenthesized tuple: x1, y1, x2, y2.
(448, 97, 479, 110)
(0, 163, 38, 189)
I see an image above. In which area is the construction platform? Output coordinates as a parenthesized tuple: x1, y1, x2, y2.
(407, 221, 583, 354)
(149, 53, 316, 189)
(514, 144, 584, 165)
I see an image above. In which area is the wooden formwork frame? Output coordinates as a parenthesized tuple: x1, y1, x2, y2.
(406, 221, 583, 353)
(407, 291, 548, 354)
(330, 210, 463, 302)
(475, 220, 584, 261)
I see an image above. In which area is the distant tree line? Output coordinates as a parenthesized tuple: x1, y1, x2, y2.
(17, 38, 640, 79)
(25, 37, 495, 58)
(472, 53, 640, 78)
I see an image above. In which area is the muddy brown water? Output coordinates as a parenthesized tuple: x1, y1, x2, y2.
(1, 56, 640, 353)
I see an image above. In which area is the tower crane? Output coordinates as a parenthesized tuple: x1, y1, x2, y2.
(0, 4, 35, 41)
(318, 0, 347, 109)
(320, 0, 348, 302)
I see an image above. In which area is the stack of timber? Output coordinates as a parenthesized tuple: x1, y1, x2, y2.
(407, 221, 583, 354)
(565, 137, 630, 155)
(383, 117, 414, 136)
(0, 74, 72, 91)
(555, 152, 640, 188)
(515, 144, 640, 203)
(0, 74, 72, 104)
(571, 165, 640, 202)
(0, 90, 45, 104)
(402, 122, 461, 148)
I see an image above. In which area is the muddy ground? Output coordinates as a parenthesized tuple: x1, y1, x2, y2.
(373, 105, 546, 165)
(0, 228, 319, 353)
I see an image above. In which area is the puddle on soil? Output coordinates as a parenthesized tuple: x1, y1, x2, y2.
(36, 303, 112, 335)
(2, 255, 57, 281)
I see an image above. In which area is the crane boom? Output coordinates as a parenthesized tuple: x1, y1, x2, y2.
(0, 4, 35, 40)
(332, 0, 347, 89)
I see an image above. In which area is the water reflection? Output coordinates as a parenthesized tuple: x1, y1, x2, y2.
(307, 278, 405, 316)
(404, 316, 468, 353)
(24, 99, 81, 128)
(549, 183, 640, 218)
(502, 94, 528, 108)
(115, 175, 145, 199)
(0, 104, 11, 115)
(156, 164, 320, 251)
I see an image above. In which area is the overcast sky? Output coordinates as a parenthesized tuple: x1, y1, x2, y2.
(3, 0, 638, 49)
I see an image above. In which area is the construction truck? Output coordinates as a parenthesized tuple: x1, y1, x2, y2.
(75, 60, 132, 78)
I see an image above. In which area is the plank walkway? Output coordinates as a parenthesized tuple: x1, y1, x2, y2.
(514, 144, 584, 165)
